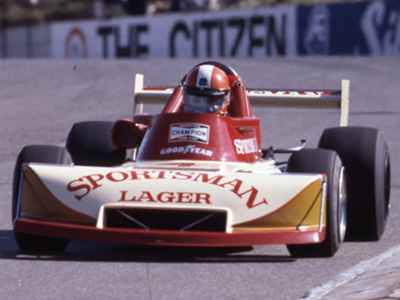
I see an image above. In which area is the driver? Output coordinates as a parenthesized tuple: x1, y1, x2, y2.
(183, 65, 231, 115)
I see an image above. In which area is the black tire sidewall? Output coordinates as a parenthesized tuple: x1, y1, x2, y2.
(66, 121, 126, 166)
(319, 126, 390, 241)
(373, 133, 391, 239)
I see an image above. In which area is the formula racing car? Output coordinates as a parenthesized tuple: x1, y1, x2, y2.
(12, 61, 391, 257)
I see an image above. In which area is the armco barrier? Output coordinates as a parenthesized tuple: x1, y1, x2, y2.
(0, 0, 398, 59)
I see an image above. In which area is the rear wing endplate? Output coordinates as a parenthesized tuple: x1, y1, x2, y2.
(134, 74, 350, 126)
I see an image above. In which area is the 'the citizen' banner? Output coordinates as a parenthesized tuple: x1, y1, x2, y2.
(50, 6, 297, 59)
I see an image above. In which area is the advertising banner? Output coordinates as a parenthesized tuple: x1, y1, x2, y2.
(50, 6, 297, 59)
(49, 0, 400, 59)
(298, 0, 400, 55)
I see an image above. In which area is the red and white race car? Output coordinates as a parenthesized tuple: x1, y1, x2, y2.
(12, 61, 390, 257)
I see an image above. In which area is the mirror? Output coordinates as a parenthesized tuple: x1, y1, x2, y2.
(111, 119, 142, 149)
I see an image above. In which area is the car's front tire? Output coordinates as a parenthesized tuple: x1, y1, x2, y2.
(12, 145, 71, 254)
(286, 149, 346, 258)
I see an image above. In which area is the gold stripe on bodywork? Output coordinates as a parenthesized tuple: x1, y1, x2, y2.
(233, 179, 325, 231)
(19, 166, 96, 224)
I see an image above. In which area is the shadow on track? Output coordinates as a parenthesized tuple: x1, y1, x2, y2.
(0, 230, 295, 263)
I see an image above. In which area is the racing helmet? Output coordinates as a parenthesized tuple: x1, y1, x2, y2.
(183, 65, 230, 114)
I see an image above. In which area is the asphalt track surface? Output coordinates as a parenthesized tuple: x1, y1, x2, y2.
(0, 58, 399, 300)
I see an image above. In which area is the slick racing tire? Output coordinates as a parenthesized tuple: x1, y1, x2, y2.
(66, 121, 126, 166)
(319, 126, 391, 241)
(286, 149, 346, 258)
(12, 145, 71, 254)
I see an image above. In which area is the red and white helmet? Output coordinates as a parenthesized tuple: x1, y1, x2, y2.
(183, 65, 230, 114)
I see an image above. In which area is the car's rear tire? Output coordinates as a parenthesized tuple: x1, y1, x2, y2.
(286, 149, 346, 257)
(66, 121, 126, 166)
(319, 127, 390, 241)
(12, 145, 71, 254)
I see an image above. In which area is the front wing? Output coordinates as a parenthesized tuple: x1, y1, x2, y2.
(14, 163, 327, 247)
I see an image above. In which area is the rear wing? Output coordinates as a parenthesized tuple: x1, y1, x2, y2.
(134, 74, 350, 126)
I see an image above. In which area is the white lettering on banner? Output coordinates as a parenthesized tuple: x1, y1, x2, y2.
(247, 90, 327, 97)
(361, 1, 400, 55)
(234, 138, 259, 154)
(160, 145, 213, 157)
(50, 6, 296, 59)
(303, 6, 330, 55)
